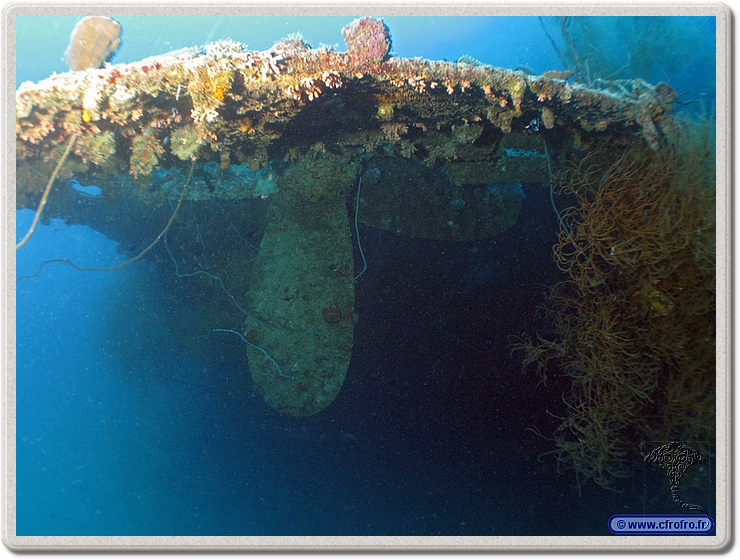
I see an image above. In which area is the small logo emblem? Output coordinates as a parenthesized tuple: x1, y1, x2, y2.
(644, 441, 707, 515)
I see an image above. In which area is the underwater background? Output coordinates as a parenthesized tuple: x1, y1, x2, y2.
(15, 16, 716, 536)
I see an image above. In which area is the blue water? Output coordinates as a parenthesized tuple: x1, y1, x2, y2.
(15, 16, 716, 536)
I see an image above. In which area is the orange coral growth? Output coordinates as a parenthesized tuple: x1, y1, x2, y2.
(516, 115, 716, 490)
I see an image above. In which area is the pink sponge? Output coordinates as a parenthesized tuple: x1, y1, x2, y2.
(342, 17, 392, 67)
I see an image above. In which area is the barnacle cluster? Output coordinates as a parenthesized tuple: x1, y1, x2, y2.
(170, 124, 200, 161)
(130, 132, 165, 178)
(541, 106, 556, 129)
(73, 129, 116, 166)
(285, 70, 343, 102)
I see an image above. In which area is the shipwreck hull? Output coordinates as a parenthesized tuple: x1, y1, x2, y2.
(15, 19, 677, 416)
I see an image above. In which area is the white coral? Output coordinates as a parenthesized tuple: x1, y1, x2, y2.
(204, 40, 247, 58)
(191, 106, 219, 123)
(109, 85, 135, 111)
(81, 76, 105, 121)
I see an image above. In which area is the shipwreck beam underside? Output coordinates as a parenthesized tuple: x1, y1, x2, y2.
(16, 36, 676, 214)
